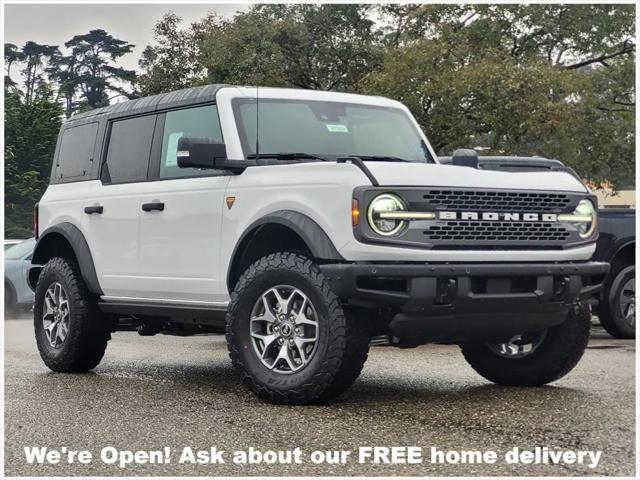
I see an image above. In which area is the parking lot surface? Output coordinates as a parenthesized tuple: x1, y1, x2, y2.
(3, 317, 636, 477)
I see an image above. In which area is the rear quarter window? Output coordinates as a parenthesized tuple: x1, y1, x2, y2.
(54, 122, 99, 182)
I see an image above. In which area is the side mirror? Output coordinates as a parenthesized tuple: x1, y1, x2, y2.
(177, 137, 227, 169)
(451, 149, 479, 169)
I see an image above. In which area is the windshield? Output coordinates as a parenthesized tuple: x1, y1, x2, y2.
(232, 98, 435, 163)
(5, 238, 35, 260)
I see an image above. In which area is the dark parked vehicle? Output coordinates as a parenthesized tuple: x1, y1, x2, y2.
(592, 208, 635, 338)
(441, 155, 635, 338)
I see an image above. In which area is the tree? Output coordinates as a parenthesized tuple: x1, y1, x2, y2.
(20, 41, 59, 104)
(363, 4, 635, 186)
(138, 12, 203, 95)
(139, 5, 383, 94)
(4, 43, 25, 88)
(51, 29, 137, 115)
(4, 90, 63, 237)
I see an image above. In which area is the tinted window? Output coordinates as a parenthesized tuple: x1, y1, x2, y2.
(160, 105, 224, 179)
(56, 122, 98, 180)
(104, 115, 156, 183)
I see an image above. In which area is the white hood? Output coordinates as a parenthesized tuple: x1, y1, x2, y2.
(364, 161, 588, 193)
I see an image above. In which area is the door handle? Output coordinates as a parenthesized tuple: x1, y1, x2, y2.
(84, 205, 103, 215)
(142, 202, 165, 212)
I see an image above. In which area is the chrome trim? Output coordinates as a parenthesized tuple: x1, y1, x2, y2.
(556, 214, 593, 223)
(378, 211, 436, 220)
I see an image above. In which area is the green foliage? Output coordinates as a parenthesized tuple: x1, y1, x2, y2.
(4, 91, 63, 237)
(137, 4, 635, 187)
(363, 4, 635, 186)
(139, 5, 383, 93)
(138, 12, 202, 95)
(50, 29, 137, 117)
(3, 5, 636, 240)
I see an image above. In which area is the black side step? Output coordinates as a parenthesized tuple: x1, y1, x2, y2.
(98, 301, 227, 325)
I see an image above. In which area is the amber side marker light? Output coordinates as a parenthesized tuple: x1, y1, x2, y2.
(352, 199, 360, 226)
(226, 196, 236, 209)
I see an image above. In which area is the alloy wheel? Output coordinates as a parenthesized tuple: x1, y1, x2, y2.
(619, 277, 635, 329)
(249, 285, 319, 374)
(42, 282, 70, 348)
(486, 330, 547, 359)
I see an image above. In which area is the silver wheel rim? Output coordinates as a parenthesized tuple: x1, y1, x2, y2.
(249, 285, 319, 374)
(486, 330, 547, 359)
(619, 277, 635, 328)
(42, 282, 70, 348)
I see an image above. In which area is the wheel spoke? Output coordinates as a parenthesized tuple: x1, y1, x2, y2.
(271, 288, 291, 314)
(56, 323, 65, 343)
(260, 295, 276, 322)
(251, 332, 278, 354)
(293, 337, 308, 363)
(272, 343, 295, 370)
(295, 312, 317, 327)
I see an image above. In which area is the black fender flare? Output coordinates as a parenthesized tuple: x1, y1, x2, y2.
(611, 239, 635, 264)
(227, 210, 344, 287)
(30, 223, 103, 295)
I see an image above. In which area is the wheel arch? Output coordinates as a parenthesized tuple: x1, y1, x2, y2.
(227, 210, 343, 293)
(610, 240, 635, 269)
(29, 223, 103, 295)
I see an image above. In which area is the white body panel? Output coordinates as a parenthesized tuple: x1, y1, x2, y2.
(37, 86, 597, 305)
(136, 176, 230, 302)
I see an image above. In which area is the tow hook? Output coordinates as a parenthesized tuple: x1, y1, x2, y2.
(554, 276, 571, 299)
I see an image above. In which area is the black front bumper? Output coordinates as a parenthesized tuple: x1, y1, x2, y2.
(320, 262, 609, 343)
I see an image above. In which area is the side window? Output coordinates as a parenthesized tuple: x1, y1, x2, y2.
(103, 115, 156, 184)
(159, 105, 224, 179)
(56, 122, 98, 181)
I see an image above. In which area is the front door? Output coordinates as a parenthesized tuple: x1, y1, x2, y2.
(136, 104, 231, 303)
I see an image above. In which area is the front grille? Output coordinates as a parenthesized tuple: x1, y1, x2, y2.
(424, 190, 571, 212)
(424, 221, 570, 243)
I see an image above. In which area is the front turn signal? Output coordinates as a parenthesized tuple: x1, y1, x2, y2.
(352, 199, 360, 226)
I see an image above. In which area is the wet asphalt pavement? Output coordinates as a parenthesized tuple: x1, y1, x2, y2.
(3, 316, 636, 477)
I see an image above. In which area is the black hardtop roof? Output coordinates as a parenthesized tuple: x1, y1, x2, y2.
(67, 84, 228, 125)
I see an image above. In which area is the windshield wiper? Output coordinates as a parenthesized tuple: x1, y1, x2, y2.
(345, 155, 412, 163)
(247, 152, 328, 162)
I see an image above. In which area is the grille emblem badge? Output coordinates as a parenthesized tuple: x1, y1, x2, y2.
(437, 212, 558, 222)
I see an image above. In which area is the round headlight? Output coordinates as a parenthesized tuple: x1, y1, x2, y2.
(367, 193, 407, 236)
(574, 199, 597, 238)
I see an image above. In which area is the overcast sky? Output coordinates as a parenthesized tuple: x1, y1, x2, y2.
(4, 3, 246, 73)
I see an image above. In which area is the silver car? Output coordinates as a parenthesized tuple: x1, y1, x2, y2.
(5, 238, 36, 313)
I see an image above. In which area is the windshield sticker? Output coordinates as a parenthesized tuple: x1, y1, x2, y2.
(326, 124, 349, 133)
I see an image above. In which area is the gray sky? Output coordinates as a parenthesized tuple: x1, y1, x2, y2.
(4, 3, 246, 73)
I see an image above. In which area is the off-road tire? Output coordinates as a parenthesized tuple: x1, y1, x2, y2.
(460, 302, 591, 386)
(598, 262, 635, 339)
(34, 257, 110, 372)
(226, 252, 370, 404)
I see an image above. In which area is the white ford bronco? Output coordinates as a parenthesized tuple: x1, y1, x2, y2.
(30, 85, 608, 404)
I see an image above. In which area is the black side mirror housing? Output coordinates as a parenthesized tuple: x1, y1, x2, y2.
(177, 137, 227, 169)
(451, 148, 479, 169)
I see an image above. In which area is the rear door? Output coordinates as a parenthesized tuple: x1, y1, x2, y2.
(136, 104, 231, 303)
(81, 114, 157, 298)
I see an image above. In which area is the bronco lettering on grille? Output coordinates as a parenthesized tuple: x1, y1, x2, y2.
(437, 212, 559, 222)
